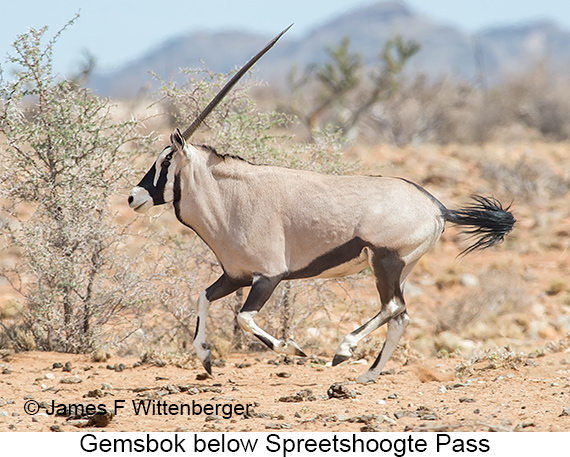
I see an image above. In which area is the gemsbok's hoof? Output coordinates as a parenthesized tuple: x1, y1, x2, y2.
(202, 352, 213, 375)
(283, 338, 307, 357)
(331, 353, 351, 367)
(356, 371, 377, 385)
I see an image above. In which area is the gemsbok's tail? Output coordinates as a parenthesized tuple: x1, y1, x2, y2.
(442, 195, 515, 255)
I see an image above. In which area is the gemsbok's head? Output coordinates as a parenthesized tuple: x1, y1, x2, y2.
(128, 25, 292, 214)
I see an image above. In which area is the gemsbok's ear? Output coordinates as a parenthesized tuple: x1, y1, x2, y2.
(170, 128, 185, 151)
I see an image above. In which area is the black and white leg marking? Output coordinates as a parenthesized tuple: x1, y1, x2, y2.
(237, 274, 307, 357)
(333, 248, 409, 383)
(193, 274, 242, 374)
(357, 311, 410, 384)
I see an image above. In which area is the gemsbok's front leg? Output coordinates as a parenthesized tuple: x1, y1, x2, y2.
(237, 274, 307, 357)
(193, 275, 242, 374)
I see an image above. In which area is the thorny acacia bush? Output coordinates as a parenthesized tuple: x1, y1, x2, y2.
(147, 67, 374, 359)
(0, 22, 157, 352)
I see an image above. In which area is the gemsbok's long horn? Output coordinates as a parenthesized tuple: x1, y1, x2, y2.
(181, 24, 293, 141)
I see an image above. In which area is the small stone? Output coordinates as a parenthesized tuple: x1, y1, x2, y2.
(88, 411, 114, 427)
(52, 363, 63, 369)
(377, 414, 397, 426)
(44, 373, 55, 380)
(560, 407, 570, 417)
(85, 389, 104, 398)
(360, 424, 381, 432)
(327, 383, 357, 399)
(60, 376, 82, 384)
(394, 410, 418, 419)
(460, 274, 479, 287)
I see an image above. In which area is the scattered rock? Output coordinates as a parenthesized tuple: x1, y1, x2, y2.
(460, 273, 479, 287)
(394, 406, 438, 421)
(52, 363, 63, 369)
(360, 424, 382, 432)
(327, 383, 358, 400)
(377, 414, 397, 426)
(394, 410, 419, 420)
(265, 422, 292, 430)
(559, 407, 570, 417)
(50, 424, 63, 432)
(276, 372, 291, 378)
(132, 386, 152, 393)
(60, 376, 82, 384)
(279, 389, 314, 403)
(92, 350, 111, 362)
(349, 414, 375, 424)
(85, 389, 105, 398)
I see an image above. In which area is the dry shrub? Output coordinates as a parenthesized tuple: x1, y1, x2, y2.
(348, 62, 570, 145)
(0, 21, 157, 353)
(435, 267, 529, 339)
(479, 155, 570, 205)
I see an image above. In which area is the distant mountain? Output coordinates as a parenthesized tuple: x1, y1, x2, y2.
(88, 1, 570, 98)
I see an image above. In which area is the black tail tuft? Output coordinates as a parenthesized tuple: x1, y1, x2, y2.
(443, 195, 515, 256)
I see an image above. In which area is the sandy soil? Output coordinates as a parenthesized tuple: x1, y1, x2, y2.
(1, 347, 569, 433)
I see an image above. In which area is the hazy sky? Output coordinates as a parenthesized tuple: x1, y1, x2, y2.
(2, 0, 570, 76)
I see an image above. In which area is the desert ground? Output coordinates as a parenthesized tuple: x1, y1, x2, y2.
(0, 344, 569, 432)
(1, 139, 570, 433)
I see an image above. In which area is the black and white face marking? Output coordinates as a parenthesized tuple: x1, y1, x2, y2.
(128, 130, 186, 213)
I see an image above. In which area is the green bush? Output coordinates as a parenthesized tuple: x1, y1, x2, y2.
(0, 19, 153, 352)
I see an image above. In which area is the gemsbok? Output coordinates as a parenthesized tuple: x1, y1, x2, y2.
(128, 27, 515, 383)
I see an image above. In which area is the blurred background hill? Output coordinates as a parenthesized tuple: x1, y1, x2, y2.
(87, 1, 570, 98)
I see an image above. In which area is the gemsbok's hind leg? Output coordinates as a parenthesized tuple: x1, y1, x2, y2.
(237, 274, 307, 357)
(356, 311, 409, 384)
(332, 248, 408, 381)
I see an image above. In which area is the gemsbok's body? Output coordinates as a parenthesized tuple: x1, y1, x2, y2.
(128, 28, 515, 383)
